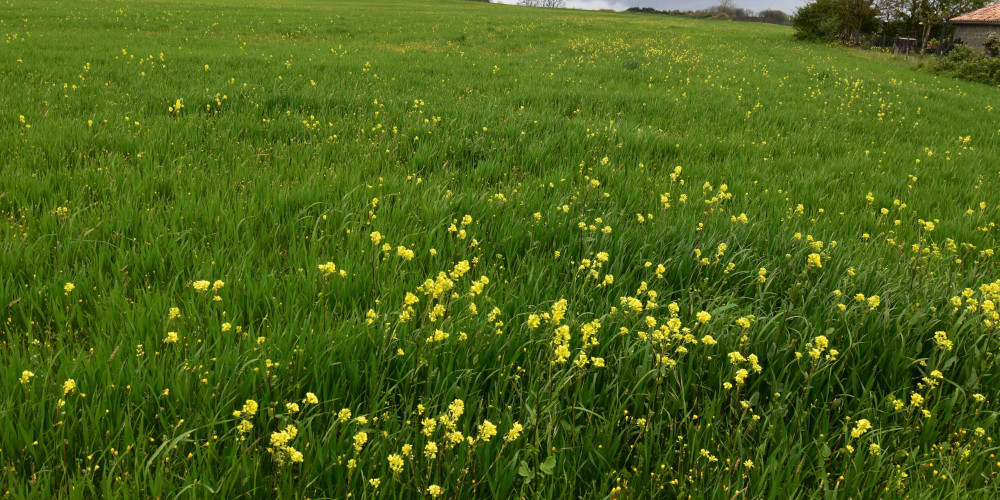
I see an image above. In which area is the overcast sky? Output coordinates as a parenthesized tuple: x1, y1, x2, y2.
(494, 0, 808, 15)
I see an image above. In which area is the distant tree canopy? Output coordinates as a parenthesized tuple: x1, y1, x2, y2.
(758, 8, 790, 23)
(625, 6, 709, 16)
(711, 0, 758, 17)
(625, 3, 790, 24)
(517, 0, 566, 7)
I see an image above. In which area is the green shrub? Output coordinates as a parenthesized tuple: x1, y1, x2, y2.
(922, 44, 1000, 86)
(793, 0, 843, 41)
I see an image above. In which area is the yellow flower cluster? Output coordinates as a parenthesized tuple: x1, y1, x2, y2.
(270, 424, 304, 465)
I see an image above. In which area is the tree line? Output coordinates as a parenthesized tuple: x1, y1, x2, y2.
(464, 0, 788, 24)
(467, 0, 788, 23)
(515, 0, 567, 6)
(626, 1, 791, 24)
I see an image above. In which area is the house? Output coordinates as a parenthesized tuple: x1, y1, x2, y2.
(950, 2, 1000, 50)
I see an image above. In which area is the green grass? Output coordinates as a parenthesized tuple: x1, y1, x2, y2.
(2, 0, 1000, 497)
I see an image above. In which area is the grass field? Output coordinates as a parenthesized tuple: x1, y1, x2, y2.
(3, 0, 1000, 497)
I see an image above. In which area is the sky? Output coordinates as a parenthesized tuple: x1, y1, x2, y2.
(494, 0, 808, 15)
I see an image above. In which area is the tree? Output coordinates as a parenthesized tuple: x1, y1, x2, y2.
(793, 0, 878, 41)
(716, 0, 736, 12)
(921, 0, 986, 54)
(877, 0, 987, 49)
(841, 0, 880, 40)
(710, 0, 754, 18)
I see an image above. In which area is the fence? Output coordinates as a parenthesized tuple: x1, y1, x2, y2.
(854, 35, 963, 56)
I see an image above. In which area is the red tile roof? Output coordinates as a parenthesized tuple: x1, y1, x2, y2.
(951, 2, 1000, 23)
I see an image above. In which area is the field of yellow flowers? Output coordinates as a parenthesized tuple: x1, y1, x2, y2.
(3, 0, 1000, 497)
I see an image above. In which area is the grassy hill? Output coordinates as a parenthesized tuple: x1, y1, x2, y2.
(2, 0, 1000, 497)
